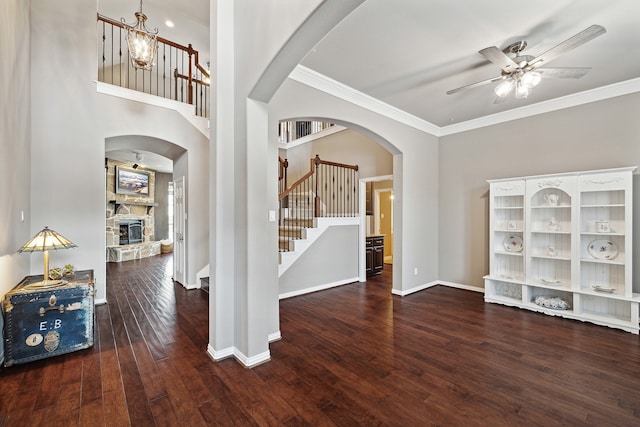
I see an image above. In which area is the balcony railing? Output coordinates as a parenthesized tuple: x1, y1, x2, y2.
(97, 14, 210, 118)
(278, 120, 334, 143)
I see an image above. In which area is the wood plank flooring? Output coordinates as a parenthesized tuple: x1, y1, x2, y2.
(2, 255, 640, 426)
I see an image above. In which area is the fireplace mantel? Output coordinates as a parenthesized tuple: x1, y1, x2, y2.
(108, 199, 158, 214)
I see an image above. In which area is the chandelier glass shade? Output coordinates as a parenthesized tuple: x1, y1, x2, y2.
(122, 0, 158, 70)
(495, 71, 542, 99)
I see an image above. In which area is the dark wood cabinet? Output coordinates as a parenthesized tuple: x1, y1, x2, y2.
(366, 236, 384, 276)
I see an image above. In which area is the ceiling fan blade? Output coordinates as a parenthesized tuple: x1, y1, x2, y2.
(538, 67, 591, 79)
(446, 75, 503, 95)
(528, 25, 606, 69)
(479, 46, 519, 73)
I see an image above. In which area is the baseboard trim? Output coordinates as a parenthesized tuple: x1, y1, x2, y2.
(236, 349, 271, 368)
(392, 280, 485, 296)
(268, 331, 282, 342)
(94, 298, 108, 305)
(179, 282, 200, 290)
(206, 344, 271, 368)
(279, 276, 359, 300)
(437, 280, 485, 293)
(207, 344, 235, 361)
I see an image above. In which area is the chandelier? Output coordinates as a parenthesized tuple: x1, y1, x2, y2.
(121, 0, 158, 70)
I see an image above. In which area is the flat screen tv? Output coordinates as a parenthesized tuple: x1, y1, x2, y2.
(116, 166, 150, 196)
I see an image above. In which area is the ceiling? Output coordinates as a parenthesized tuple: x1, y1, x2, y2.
(100, 0, 640, 134)
(302, 0, 640, 128)
(106, 149, 174, 173)
(98, 0, 210, 66)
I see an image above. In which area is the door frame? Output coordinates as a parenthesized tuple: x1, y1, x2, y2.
(374, 187, 393, 264)
(173, 176, 186, 285)
(358, 175, 393, 282)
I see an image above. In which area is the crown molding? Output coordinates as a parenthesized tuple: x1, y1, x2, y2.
(289, 65, 442, 136)
(440, 77, 640, 136)
(288, 66, 640, 138)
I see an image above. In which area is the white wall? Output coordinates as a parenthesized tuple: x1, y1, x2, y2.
(279, 225, 359, 295)
(29, 1, 209, 303)
(0, 0, 32, 364)
(439, 92, 640, 289)
(280, 128, 393, 184)
(0, 0, 31, 292)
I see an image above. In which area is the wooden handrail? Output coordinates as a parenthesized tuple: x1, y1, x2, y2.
(314, 155, 359, 171)
(99, 14, 195, 52)
(174, 71, 210, 87)
(278, 158, 316, 201)
(278, 155, 359, 200)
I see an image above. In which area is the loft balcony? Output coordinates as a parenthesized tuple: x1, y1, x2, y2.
(96, 14, 210, 119)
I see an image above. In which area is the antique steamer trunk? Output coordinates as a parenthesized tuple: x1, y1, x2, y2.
(2, 270, 94, 366)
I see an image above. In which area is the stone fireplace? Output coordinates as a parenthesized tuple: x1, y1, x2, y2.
(119, 219, 144, 245)
(106, 160, 161, 262)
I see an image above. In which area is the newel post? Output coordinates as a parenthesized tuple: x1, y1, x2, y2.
(187, 44, 194, 105)
(314, 155, 321, 217)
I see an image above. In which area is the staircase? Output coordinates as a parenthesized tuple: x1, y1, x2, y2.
(279, 191, 325, 251)
(278, 218, 312, 251)
(278, 156, 359, 275)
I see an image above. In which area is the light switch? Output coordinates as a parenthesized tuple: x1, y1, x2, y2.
(269, 210, 276, 222)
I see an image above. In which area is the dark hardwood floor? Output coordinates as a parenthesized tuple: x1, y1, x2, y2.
(2, 255, 640, 426)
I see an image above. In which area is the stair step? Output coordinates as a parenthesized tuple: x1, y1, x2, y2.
(278, 227, 304, 239)
(200, 277, 209, 294)
(282, 218, 315, 227)
(279, 238, 293, 251)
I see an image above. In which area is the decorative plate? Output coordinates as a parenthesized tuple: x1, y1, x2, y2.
(587, 239, 618, 260)
(540, 279, 561, 286)
(503, 235, 523, 252)
(592, 285, 615, 293)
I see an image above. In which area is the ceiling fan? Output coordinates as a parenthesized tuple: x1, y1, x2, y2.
(446, 25, 606, 101)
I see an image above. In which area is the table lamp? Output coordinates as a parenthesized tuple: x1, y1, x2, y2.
(18, 226, 77, 287)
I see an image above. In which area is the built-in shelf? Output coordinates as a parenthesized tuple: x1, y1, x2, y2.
(485, 167, 639, 334)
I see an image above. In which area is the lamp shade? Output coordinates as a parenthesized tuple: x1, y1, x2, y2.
(18, 226, 77, 253)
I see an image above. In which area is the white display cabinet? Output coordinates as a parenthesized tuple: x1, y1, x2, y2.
(484, 167, 639, 334)
(487, 179, 525, 287)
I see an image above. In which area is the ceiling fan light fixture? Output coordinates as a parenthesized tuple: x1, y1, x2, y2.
(515, 80, 530, 98)
(494, 79, 514, 97)
(521, 71, 541, 89)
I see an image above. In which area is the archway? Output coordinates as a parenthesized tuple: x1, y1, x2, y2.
(211, 1, 443, 366)
(105, 135, 188, 282)
(275, 118, 401, 291)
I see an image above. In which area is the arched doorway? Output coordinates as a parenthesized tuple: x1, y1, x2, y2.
(104, 136, 190, 285)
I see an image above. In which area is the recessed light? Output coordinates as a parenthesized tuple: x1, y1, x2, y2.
(165, 20, 174, 28)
